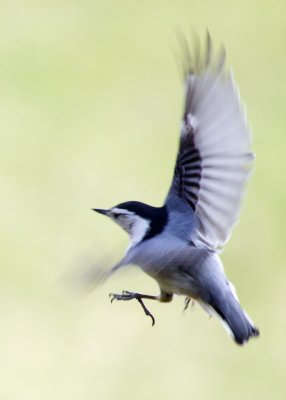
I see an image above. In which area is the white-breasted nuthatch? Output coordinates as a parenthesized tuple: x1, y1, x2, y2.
(93, 33, 259, 345)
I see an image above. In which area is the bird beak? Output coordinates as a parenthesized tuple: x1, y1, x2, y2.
(92, 208, 110, 216)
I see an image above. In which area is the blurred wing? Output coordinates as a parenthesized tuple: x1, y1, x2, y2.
(166, 33, 254, 251)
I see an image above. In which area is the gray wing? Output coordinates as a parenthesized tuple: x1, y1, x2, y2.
(165, 34, 254, 251)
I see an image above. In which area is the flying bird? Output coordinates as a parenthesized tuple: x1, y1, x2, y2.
(93, 33, 259, 345)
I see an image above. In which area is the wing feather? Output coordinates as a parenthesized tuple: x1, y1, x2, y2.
(165, 34, 254, 250)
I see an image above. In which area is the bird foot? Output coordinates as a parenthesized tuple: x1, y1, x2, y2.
(109, 290, 156, 326)
(183, 296, 195, 312)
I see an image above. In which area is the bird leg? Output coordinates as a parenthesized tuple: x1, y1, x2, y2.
(109, 290, 158, 326)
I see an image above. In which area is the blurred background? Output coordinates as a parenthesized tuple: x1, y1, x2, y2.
(1, 0, 285, 399)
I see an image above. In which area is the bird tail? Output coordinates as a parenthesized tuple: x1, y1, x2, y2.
(201, 289, 260, 345)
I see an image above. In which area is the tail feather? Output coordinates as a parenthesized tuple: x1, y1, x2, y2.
(207, 291, 260, 345)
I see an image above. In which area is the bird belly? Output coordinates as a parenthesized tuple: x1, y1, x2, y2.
(140, 261, 201, 299)
(130, 240, 220, 301)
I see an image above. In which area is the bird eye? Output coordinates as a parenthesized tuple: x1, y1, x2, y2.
(113, 212, 120, 219)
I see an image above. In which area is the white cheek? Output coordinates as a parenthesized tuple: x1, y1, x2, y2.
(129, 217, 150, 248)
(120, 219, 133, 232)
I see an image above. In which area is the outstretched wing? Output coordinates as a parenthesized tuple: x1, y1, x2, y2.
(165, 33, 254, 251)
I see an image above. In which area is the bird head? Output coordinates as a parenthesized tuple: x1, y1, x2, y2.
(93, 201, 168, 247)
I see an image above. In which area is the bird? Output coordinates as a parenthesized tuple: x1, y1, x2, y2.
(93, 33, 260, 345)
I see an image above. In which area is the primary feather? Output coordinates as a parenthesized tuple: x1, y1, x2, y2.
(166, 33, 254, 251)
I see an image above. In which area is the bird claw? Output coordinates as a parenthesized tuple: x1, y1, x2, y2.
(183, 297, 191, 311)
(109, 291, 133, 303)
(109, 290, 156, 326)
(183, 297, 194, 312)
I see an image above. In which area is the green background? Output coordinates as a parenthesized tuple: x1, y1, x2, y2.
(1, 1, 285, 399)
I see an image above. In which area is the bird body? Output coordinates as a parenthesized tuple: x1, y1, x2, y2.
(93, 33, 259, 345)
